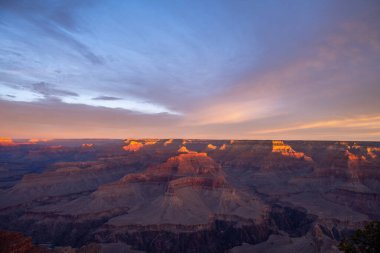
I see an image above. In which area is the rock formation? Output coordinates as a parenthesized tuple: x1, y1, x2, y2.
(367, 147, 380, 159)
(0, 231, 84, 252)
(219, 144, 227, 150)
(123, 141, 144, 152)
(272, 140, 312, 161)
(207, 144, 217, 150)
(143, 140, 158, 145)
(164, 139, 173, 146)
(81, 143, 94, 148)
(0, 230, 35, 253)
(177, 146, 195, 153)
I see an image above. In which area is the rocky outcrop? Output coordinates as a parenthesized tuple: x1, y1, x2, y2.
(144, 140, 158, 145)
(81, 144, 94, 148)
(367, 147, 380, 159)
(164, 139, 173, 146)
(177, 146, 195, 153)
(219, 144, 227, 150)
(148, 153, 221, 176)
(92, 203, 322, 253)
(0, 161, 129, 207)
(0, 230, 104, 253)
(167, 176, 228, 192)
(123, 141, 144, 152)
(206, 144, 217, 150)
(272, 140, 312, 161)
(0, 230, 35, 253)
(94, 217, 273, 253)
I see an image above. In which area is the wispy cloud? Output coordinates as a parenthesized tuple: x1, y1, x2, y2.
(252, 115, 380, 135)
(0, 0, 104, 65)
(31, 82, 78, 98)
(92, 96, 123, 101)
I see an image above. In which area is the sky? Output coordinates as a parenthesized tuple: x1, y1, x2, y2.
(0, 0, 380, 140)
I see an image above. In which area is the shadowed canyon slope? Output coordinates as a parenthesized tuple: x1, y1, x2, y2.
(0, 139, 379, 252)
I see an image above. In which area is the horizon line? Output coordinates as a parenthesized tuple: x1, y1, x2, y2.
(3, 137, 380, 143)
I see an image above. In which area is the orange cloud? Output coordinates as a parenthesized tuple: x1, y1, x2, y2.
(253, 115, 380, 135)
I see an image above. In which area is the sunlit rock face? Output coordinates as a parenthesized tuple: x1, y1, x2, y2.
(219, 144, 228, 150)
(81, 143, 94, 148)
(164, 139, 173, 146)
(272, 140, 312, 161)
(177, 145, 196, 153)
(367, 147, 380, 159)
(345, 150, 370, 182)
(0, 137, 14, 146)
(28, 138, 50, 143)
(144, 141, 157, 145)
(123, 140, 144, 152)
(346, 150, 366, 164)
(207, 144, 217, 150)
(182, 139, 193, 145)
(144, 140, 157, 145)
(122, 139, 157, 151)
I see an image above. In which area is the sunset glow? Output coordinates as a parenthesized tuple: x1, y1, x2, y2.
(0, 0, 379, 140)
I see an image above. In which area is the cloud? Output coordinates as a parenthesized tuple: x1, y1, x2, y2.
(0, 83, 179, 115)
(183, 17, 380, 127)
(252, 115, 380, 135)
(92, 96, 123, 101)
(182, 99, 279, 126)
(0, 99, 181, 139)
(36, 22, 104, 65)
(31, 82, 78, 98)
(0, 0, 104, 65)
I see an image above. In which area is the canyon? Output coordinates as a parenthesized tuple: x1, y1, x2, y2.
(0, 139, 379, 252)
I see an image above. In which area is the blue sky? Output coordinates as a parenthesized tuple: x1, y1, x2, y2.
(1, 0, 380, 140)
